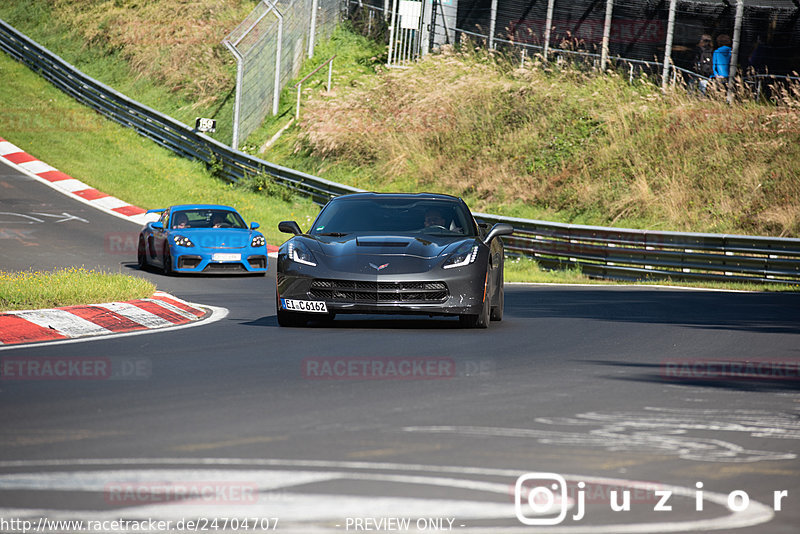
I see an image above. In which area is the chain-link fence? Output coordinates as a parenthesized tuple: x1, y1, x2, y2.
(351, 0, 800, 91)
(224, 0, 342, 149)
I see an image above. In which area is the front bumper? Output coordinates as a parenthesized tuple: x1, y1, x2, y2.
(170, 246, 268, 274)
(276, 265, 486, 316)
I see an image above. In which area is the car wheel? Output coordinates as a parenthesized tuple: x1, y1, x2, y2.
(275, 290, 307, 327)
(137, 237, 147, 270)
(490, 265, 504, 321)
(162, 245, 173, 275)
(460, 274, 491, 329)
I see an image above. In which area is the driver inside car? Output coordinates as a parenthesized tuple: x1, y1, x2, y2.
(211, 212, 228, 228)
(172, 212, 189, 229)
(424, 209, 447, 229)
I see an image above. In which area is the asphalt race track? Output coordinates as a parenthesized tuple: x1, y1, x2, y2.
(1, 160, 799, 533)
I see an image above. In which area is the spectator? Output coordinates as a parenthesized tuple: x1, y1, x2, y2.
(694, 34, 714, 77)
(693, 33, 714, 94)
(712, 34, 733, 82)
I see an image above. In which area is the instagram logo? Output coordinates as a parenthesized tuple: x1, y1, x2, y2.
(514, 473, 568, 525)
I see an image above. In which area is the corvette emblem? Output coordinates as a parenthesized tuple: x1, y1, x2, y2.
(369, 262, 389, 271)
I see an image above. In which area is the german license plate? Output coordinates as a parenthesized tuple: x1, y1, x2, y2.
(282, 299, 328, 313)
(212, 253, 241, 261)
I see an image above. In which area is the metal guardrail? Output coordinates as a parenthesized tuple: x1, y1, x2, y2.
(2, 19, 799, 285)
(474, 213, 800, 285)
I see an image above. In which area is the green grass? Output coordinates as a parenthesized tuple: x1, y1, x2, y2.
(0, 0, 253, 146)
(0, 268, 156, 312)
(0, 51, 319, 247)
(0, 7, 797, 293)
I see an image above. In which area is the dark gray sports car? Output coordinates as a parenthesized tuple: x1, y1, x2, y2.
(275, 193, 513, 328)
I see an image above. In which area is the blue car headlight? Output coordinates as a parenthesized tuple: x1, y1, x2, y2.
(172, 235, 194, 248)
(443, 243, 479, 269)
(251, 235, 266, 247)
(287, 240, 317, 266)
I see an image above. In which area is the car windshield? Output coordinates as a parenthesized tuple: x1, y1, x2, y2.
(310, 198, 477, 237)
(170, 209, 246, 229)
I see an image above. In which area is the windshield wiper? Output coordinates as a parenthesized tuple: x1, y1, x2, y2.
(318, 232, 349, 237)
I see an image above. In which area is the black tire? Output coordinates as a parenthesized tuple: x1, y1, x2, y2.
(162, 245, 173, 275)
(137, 237, 147, 270)
(460, 273, 491, 329)
(490, 264, 504, 322)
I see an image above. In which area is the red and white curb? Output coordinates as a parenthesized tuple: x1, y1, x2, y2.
(0, 136, 279, 255)
(0, 291, 212, 347)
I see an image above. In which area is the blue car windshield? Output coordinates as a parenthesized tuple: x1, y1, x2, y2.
(310, 199, 477, 237)
(171, 209, 246, 229)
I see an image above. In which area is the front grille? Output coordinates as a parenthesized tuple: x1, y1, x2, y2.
(203, 263, 247, 273)
(309, 279, 449, 303)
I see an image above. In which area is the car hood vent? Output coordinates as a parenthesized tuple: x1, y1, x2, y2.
(355, 237, 409, 247)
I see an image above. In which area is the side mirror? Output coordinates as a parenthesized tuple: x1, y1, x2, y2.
(279, 221, 302, 235)
(483, 223, 514, 245)
(250, 222, 260, 230)
(152, 222, 164, 230)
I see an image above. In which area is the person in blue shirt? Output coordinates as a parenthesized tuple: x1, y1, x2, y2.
(712, 34, 732, 80)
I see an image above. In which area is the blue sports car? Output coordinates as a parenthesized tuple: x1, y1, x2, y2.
(137, 204, 268, 275)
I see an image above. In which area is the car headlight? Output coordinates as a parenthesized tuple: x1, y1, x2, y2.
(287, 240, 317, 266)
(443, 243, 479, 269)
(172, 235, 194, 247)
(251, 235, 266, 247)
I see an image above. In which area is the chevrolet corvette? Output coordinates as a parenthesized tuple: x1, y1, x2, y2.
(276, 193, 513, 327)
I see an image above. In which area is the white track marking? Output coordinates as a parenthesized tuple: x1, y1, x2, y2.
(11, 309, 111, 337)
(50, 178, 90, 193)
(0, 141, 20, 156)
(403, 408, 800, 463)
(17, 160, 56, 174)
(93, 302, 175, 328)
(0, 305, 228, 352)
(90, 196, 131, 210)
(140, 298, 200, 321)
(0, 458, 776, 533)
(0, 156, 142, 225)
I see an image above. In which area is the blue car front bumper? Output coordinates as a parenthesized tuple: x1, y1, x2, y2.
(170, 246, 268, 274)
